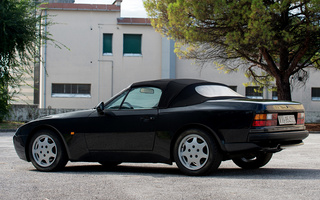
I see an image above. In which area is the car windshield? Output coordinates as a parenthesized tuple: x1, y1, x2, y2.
(105, 87, 162, 110)
(104, 90, 129, 109)
(195, 85, 244, 98)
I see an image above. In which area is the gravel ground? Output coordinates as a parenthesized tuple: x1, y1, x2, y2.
(1, 132, 320, 200)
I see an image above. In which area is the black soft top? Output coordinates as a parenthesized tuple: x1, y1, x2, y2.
(130, 79, 227, 108)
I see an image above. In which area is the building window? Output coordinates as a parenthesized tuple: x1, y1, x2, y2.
(272, 88, 278, 100)
(312, 88, 320, 101)
(228, 86, 237, 92)
(103, 34, 112, 55)
(246, 86, 263, 99)
(52, 84, 91, 98)
(123, 34, 142, 56)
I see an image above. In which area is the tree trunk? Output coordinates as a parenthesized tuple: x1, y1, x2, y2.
(276, 76, 292, 101)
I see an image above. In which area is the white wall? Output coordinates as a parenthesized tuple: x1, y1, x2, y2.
(40, 8, 162, 109)
(291, 68, 320, 114)
(39, 5, 320, 123)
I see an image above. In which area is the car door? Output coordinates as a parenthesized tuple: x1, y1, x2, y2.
(85, 87, 162, 151)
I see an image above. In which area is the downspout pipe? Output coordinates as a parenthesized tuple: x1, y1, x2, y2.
(43, 10, 48, 108)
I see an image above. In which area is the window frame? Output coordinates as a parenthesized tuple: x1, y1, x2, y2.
(245, 86, 263, 99)
(272, 88, 278, 100)
(52, 83, 91, 98)
(123, 34, 142, 56)
(312, 87, 320, 101)
(103, 33, 113, 55)
(228, 86, 237, 92)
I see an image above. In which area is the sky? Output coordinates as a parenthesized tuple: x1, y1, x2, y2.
(74, 0, 148, 18)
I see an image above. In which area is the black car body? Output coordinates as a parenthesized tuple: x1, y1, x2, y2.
(13, 79, 309, 175)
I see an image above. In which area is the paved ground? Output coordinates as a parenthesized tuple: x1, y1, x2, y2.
(1, 132, 320, 200)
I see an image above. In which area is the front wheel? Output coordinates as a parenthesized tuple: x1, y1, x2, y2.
(173, 129, 222, 176)
(232, 152, 273, 169)
(28, 130, 68, 172)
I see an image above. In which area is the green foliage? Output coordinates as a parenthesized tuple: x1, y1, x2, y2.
(145, 0, 320, 100)
(1, 0, 40, 65)
(0, 120, 24, 129)
(0, 0, 46, 121)
(0, 85, 10, 122)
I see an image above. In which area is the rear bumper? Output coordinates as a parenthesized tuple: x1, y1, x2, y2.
(224, 130, 309, 152)
(248, 130, 309, 142)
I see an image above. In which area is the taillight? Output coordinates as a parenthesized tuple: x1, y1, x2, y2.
(297, 113, 305, 125)
(252, 113, 278, 127)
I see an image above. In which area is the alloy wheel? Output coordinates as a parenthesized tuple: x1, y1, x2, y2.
(178, 134, 209, 170)
(31, 135, 57, 167)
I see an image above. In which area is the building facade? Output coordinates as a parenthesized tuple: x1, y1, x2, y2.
(14, 1, 320, 122)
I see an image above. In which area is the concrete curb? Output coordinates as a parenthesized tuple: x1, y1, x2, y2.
(1, 129, 319, 134)
(309, 131, 320, 134)
(0, 129, 16, 132)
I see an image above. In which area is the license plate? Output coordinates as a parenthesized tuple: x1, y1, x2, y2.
(278, 115, 296, 125)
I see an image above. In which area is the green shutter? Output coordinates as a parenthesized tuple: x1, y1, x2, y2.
(123, 34, 142, 54)
(103, 34, 112, 54)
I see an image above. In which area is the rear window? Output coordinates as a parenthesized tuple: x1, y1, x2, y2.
(195, 85, 244, 98)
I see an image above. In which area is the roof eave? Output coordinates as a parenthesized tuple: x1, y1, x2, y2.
(40, 3, 121, 12)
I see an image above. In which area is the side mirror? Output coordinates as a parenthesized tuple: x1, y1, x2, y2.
(96, 102, 105, 115)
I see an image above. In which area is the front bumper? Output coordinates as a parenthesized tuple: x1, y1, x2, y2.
(13, 135, 28, 161)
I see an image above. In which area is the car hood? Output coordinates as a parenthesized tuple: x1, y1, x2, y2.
(33, 109, 96, 121)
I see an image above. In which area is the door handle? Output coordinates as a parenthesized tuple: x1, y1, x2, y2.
(140, 116, 155, 122)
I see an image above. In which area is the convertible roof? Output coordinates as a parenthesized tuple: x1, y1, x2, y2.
(130, 79, 226, 108)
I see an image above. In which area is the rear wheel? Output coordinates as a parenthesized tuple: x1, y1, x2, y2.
(28, 130, 68, 172)
(173, 129, 222, 176)
(232, 152, 273, 169)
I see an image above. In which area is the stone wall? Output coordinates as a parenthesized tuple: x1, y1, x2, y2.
(305, 111, 320, 123)
(6, 104, 81, 122)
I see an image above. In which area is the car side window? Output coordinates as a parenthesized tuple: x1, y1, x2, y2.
(121, 87, 162, 110)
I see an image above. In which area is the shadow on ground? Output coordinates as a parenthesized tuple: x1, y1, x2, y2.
(33, 163, 320, 180)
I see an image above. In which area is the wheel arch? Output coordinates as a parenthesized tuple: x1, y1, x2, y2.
(170, 123, 226, 161)
(25, 125, 70, 162)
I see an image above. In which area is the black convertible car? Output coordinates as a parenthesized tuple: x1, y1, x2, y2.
(13, 79, 309, 175)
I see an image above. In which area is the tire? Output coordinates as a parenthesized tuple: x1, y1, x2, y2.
(232, 152, 273, 169)
(173, 129, 222, 176)
(28, 130, 68, 172)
